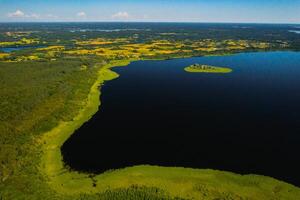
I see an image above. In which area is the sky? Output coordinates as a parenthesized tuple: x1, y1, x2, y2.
(0, 0, 300, 23)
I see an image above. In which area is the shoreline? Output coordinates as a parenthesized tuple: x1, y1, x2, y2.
(37, 57, 300, 198)
(38, 59, 130, 193)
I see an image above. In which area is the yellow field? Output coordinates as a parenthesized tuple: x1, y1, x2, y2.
(0, 53, 9, 59)
(0, 38, 39, 47)
(1, 37, 272, 62)
(37, 46, 65, 51)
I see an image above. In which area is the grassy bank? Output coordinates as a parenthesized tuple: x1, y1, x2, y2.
(38, 60, 128, 194)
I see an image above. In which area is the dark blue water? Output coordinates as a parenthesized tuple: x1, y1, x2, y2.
(62, 51, 300, 186)
(0, 46, 45, 52)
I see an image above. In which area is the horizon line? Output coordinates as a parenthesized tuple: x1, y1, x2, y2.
(0, 21, 299, 25)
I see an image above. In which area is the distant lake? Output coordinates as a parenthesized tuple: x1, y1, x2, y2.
(62, 51, 300, 186)
(0, 46, 45, 52)
(289, 30, 300, 34)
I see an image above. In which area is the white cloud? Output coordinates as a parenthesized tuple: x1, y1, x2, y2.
(7, 10, 40, 19)
(8, 10, 25, 18)
(77, 11, 86, 18)
(112, 11, 129, 20)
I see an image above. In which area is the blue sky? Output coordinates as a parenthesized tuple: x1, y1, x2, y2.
(0, 0, 299, 23)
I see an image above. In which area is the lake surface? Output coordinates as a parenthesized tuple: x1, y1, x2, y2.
(0, 46, 45, 52)
(289, 30, 300, 34)
(62, 51, 300, 186)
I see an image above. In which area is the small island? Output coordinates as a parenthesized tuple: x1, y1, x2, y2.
(184, 64, 232, 73)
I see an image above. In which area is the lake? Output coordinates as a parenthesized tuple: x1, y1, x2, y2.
(289, 30, 300, 34)
(0, 46, 45, 52)
(62, 51, 300, 186)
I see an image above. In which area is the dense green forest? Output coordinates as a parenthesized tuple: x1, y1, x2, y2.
(0, 57, 104, 198)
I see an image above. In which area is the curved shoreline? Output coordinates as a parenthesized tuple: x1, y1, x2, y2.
(37, 58, 300, 198)
(38, 60, 130, 193)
